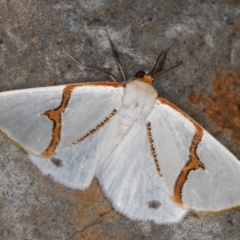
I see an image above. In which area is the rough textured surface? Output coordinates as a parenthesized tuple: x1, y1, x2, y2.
(1, 0, 240, 239)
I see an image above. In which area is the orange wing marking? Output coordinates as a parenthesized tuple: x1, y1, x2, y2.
(41, 85, 78, 157)
(74, 109, 117, 144)
(41, 82, 123, 157)
(146, 122, 162, 177)
(173, 125, 205, 204)
(157, 97, 205, 205)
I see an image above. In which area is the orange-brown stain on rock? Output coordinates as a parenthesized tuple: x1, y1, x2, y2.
(188, 73, 240, 148)
(68, 179, 120, 239)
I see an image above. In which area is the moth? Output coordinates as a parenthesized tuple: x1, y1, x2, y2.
(1, 33, 240, 225)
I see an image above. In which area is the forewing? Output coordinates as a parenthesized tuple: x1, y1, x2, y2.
(0, 82, 123, 156)
(184, 130, 240, 211)
(98, 118, 187, 224)
(0, 86, 65, 155)
(148, 97, 240, 211)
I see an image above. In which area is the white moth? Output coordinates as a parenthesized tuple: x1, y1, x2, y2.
(1, 42, 240, 225)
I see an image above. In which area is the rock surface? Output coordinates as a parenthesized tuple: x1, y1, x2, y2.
(1, 0, 240, 239)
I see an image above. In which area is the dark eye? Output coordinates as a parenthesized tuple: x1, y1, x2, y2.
(135, 71, 145, 79)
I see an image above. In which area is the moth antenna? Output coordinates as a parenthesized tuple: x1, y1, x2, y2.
(105, 27, 127, 83)
(62, 47, 118, 82)
(152, 61, 182, 78)
(148, 51, 165, 76)
(149, 42, 178, 77)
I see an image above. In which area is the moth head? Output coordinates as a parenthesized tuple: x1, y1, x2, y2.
(134, 71, 154, 85)
(133, 42, 180, 86)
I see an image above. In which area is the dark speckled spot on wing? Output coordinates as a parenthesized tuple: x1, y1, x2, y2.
(51, 157, 63, 167)
(148, 200, 161, 209)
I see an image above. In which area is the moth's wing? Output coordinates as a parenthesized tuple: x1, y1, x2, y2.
(29, 114, 119, 190)
(148, 97, 240, 212)
(98, 118, 187, 224)
(0, 82, 123, 156)
(0, 82, 123, 190)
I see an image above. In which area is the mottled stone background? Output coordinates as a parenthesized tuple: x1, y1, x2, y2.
(1, 0, 240, 239)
